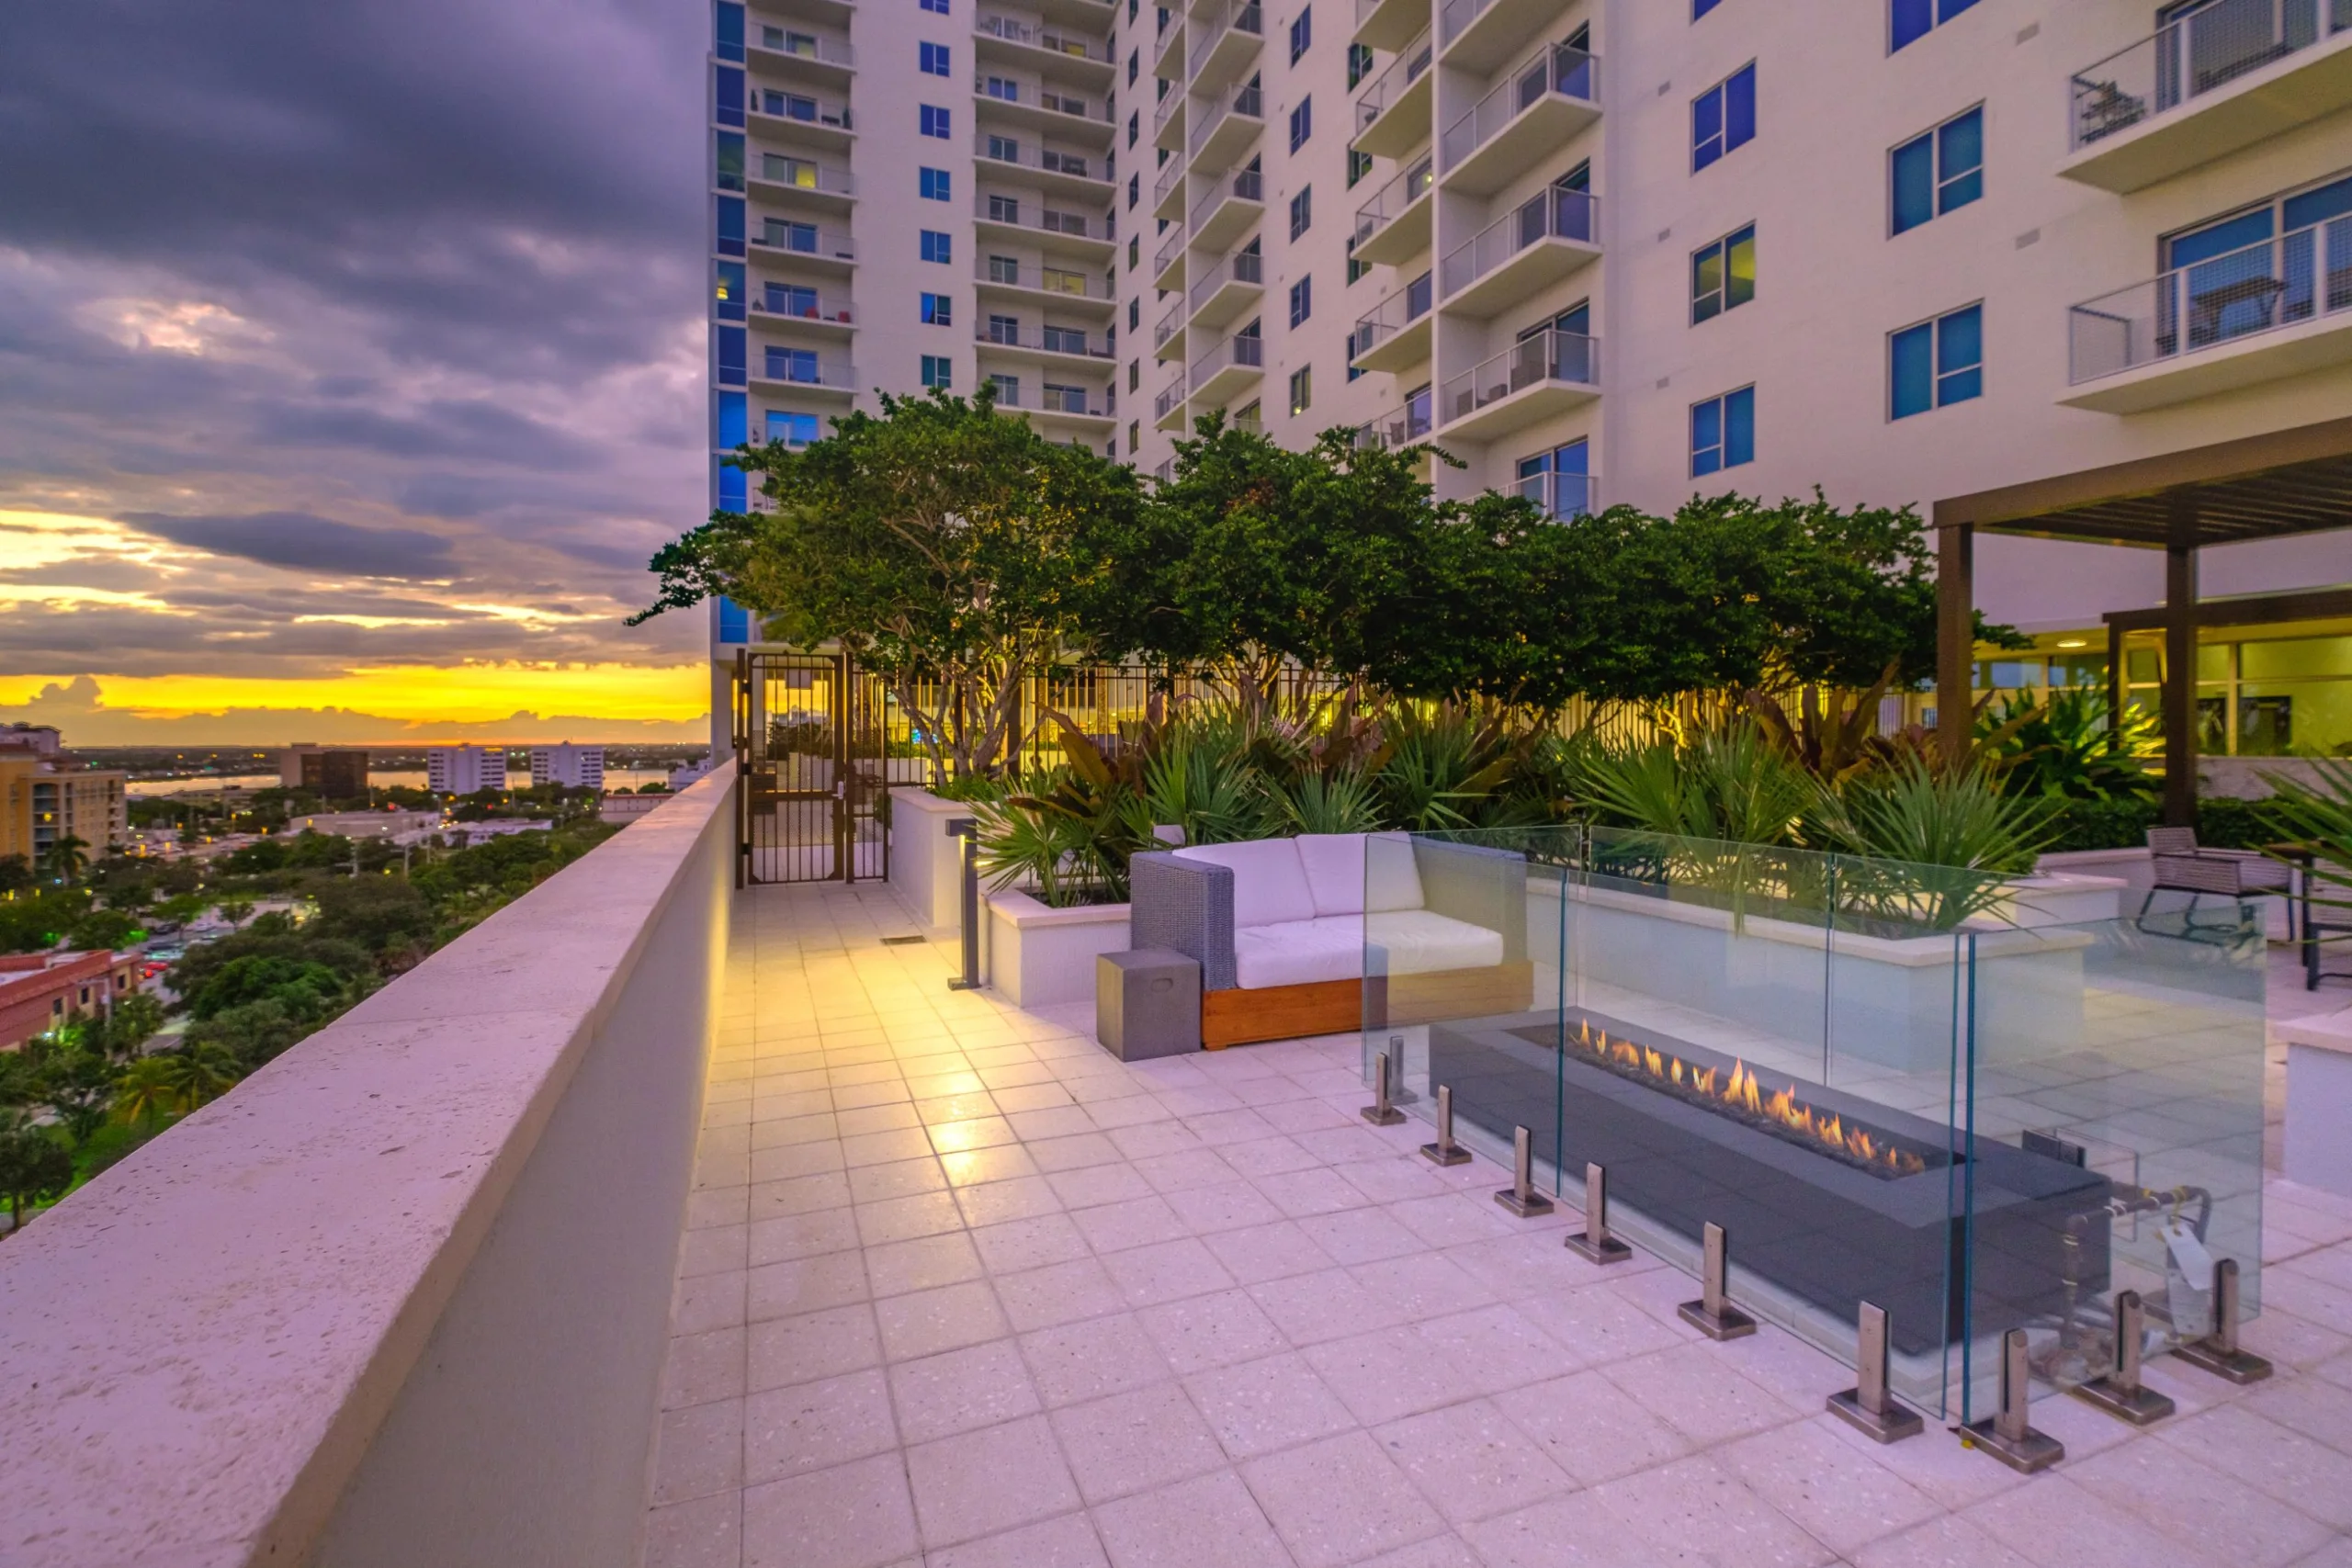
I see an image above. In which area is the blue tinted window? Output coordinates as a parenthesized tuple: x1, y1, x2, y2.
(1894, 0, 1976, 51)
(1691, 64, 1753, 170)
(921, 40, 950, 74)
(1290, 6, 1311, 61)
(1937, 108, 1983, 213)
(715, 131, 745, 191)
(922, 355, 953, 388)
(717, 389, 749, 448)
(1289, 96, 1312, 152)
(768, 412, 820, 446)
(1288, 275, 1311, 326)
(921, 291, 952, 324)
(1693, 0, 1722, 13)
(920, 0, 948, 12)
(921, 104, 951, 137)
(717, 461, 747, 511)
(717, 597, 751, 642)
(2165, 209, 2274, 269)
(716, 195, 745, 256)
(1890, 133, 1932, 233)
(716, 2, 746, 61)
(921, 229, 952, 263)
(714, 261, 746, 321)
(1690, 387, 1754, 475)
(920, 166, 952, 200)
(1724, 386, 1754, 466)
(715, 64, 744, 127)
(1891, 304, 1981, 417)
(717, 325, 746, 384)
(2283, 173, 2352, 231)
(1724, 64, 1755, 149)
(1890, 321, 1932, 418)
(765, 345, 819, 381)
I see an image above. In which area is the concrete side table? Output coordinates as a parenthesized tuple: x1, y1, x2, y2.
(1096, 948, 1201, 1060)
(2281, 1010, 2352, 1198)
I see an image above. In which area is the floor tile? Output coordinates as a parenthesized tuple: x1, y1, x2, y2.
(888, 1338, 1042, 1445)
(745, 1368, 899, 1483)
(1373, 1398, 1577, 1527)
(905, 1413, 1081, 1548)
(654, 1396, 746, 1506)
(876, 1280, 1011, 1362)
(1021, 1314, 1174, 1407)
(1051, 1381, 1228, 1504)
(1137, 1288, 1290, 1375)
(741, 1451, 920, 1568)
(748, 1303, 884, 1392)
(1184, 1350, 1357, 1460)
(1091, 1469, 1294, 1568)
(922, 1512, 1109, 1568)
(1241, 1429, 1449, 1568)
(1492, 1370, 1694, 1487)
(644, 1490, 742, 1568)
(749, 1251, 871, 1323)
(2064, 1425, 2333, 1567)
(1718, 1418, 1942, 1558)
(865, 1232, 986, 1299)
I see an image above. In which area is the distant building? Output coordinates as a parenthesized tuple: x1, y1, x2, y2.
(669, 755, 716, 791)
(426, 746, 506, 796)
(446, 818, 554, 848)
(0, 950, 141, 1052)
(0, 724, 62, 760)
(0, 739, 127, 864)
(528, 743, 605, 791)
(288, 809, 443, 841)
(279, 745, 371, 797)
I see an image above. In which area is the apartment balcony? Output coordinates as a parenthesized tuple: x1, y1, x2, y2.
(749, 288, 858, 334)
(2060, 0, 2352, 193)
(1351, 27, 1434, 158)
(972, 194, 1117, 262)
(1154, 82, 1190, 151)
(1437, 186, 1599, 316)
(1353, 389, 1435, 450)
(975, 135, 1115, 201)
(1440, 41, 1599, 195)
(1187, 247, 1265, 331)
(1437, 0, 1571, 71)
(749, 220, 858, 273)
(974, 257, 1117, 311)
(1187, 81, 1265, 175)
(748, 86, 855, 152)
(751, 350, 859, 399)
(750, 0, 853, 27)
(2061, 214, 2352, 412)
(1154, 225, 1190, 290)
(746, 23, 856, 82)
(1188, 0, 1264, 95)
(1351, 269, 1433, 372)
(995, 379, 1117, 426)
(748, 152, 856, 212)
(1351, 151, 1435, 265)
(973, 80, 1116, 145)
(974, 12, 1117, 88)
(1154, 374, 1191, 428)
(1352, 0, 1425, 53)
(1189, 330, 1264, 405)
(1152, 156, 1189, 221)
(1153, 6, 1187, 79)
(975, 320, 1117, 367)
(1514, 466, 1596, 518)
(1437, 326, 1598, 438)
(1154, 300, 1187, 358)
(1189, 166, 1265, 251)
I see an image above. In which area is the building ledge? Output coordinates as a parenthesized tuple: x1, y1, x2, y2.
(2059, 305, 2352, 412)
(2058, 28, 2352, 194)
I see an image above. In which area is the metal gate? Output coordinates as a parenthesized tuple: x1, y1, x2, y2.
(734, 650, 892, 886)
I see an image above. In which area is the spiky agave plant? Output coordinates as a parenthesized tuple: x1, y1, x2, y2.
(1814, 754, 2054, 931)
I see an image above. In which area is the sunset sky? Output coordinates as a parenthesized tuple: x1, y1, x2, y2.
(0, 0, 716, 744)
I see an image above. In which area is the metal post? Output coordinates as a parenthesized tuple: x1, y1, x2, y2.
(1965, 1328, 2064, 1472)
(2072, 1291, 2175, 1425)
(1564, 1161, 1632, 1264)
(1492, 1125, 1554, 1217)
(1362, 1050, 1407, 1126)
(2173, 1258, 2273, 1383)
(1420, 1084, 1472, 1166)
(1678, 1222, 1757, 1340)
(1828, 1302, 1923, 1442)
(945, 818, 982, 991)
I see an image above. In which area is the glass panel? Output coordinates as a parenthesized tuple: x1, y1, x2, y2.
(2240, 634, 2352, 680)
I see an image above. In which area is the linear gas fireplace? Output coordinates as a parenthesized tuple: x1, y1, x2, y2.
(1431, 1007, 2115, 1357)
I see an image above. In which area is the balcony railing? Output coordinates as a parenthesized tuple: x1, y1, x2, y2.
(978, 14, 1113, 63)
(1155, 378, 1188, 418)
(1155, 157, 1185, 207)
(1353, 28, 1432, 132)
(975, 195, 1114, 241)
(1154, 10, 1186, 74)
(1188, 248, 1265, 312)
(1438, 186, 1598, 298)
(1353, 391, 1434, 449)
(977, 321, 1116, 357)
(2069, 0, 2352, 150)
(1155, 227, 1188, 275)
(1513, 468, 1595, 518)
(1351, 152, 1435, 248)
(1188, 0, 1265, 80)
(756, 153, 855, 196)
(1440, 43, 1598, 169)
(754, 27, 856, 66)
(751, 290, 857, 325)
(1190, 332, 1264, 388)
(1156, 302, 1185, 346)
(758, 350, 858, 389)
(977, 258, 1113, 299)
(1353, 270, 1433, 355)
(2067, 215, 2352, 382)
(1188, 82, 1265, 155)
(977, 136, 1111, 184)
(752, 87, 854, 129)
(1155, 85, 1186, 137)
(1188, 166, 1264, 231)
(1440, 329, 1597, 423)
(994, 380, 1114, 414)
(752, 220, 858, 261)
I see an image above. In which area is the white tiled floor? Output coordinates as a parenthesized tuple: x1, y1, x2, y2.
(644, 883, 2352, 1568)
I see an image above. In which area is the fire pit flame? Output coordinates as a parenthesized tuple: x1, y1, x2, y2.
(1576, 1021, 1927, 1178)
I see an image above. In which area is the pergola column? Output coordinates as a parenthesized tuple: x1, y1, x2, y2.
(2164, 497, 2199, 828)
(1936, 521, 1974, 766)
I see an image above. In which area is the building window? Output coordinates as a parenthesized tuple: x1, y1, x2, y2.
(1517, 439, 1590, 516)
(1128, 298, 1140, 331)
(714, 260, 746, 321)
(920, 40, 951, 74)
(716, 131, 745, 192)
(768, 411, 820, 446)
(1690, 224, 1755, 322)
(1128, 173, 1139, 208)
(921, 0, 948, 13)
(717, 325, 748, 386)
(1690, 386, 1755, 475)
(983, 74, 1019, 101)
(1693, 0, 1722, 15)
(1128, 235, 1140, 269)
(718, 458, 748, 510)
(1128, 48, 1139, 84)
(1129, 419, 1141, 450)
(1288, 96, 1312, 151)
(716, 63, 745, 127)
(922, 291, 954, 325)
(1348, 41, 1373, 87)
(1345, 235, 1368, 285)
(1691, 62, 1756, 172)
(922, 355, 954, 388)
(1890, 302, 1982, 419)
(1128, 110, 1139, 146)
(1129, 357, 1141, 390)
(921, 104, 952, 137)
(1289, 186, 1312, 239)
(922, 229, 953, 263)
(718, 389, 748, 448)
(1892, 0, 1978, 52)
(717, 2, 746, 60)
(1347, 148, 1372, 189)
(1290, 6, 1311, 62)
(717, 195, 746, 257)
(920, 166, 952, 200)
(1288, 366, 1311, 413)
(1890, 106, 1982, 235)
(1288, 275, 1312, 326)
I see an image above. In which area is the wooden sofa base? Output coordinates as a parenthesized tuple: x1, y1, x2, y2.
(1200, 962, 1535, 1049)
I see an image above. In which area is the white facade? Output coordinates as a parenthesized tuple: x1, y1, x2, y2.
(529, 744, 607, 790)
(426, 746, 506, 797)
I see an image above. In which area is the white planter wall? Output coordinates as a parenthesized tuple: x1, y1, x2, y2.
(888, 789, 972, 932)
(985, 890, 1131, 1009)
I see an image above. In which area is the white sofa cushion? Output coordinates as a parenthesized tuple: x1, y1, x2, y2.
(1172, 839, 1317, 929)
(1232, 917, 1363, 988)
(1294, 832, 1425, 918)
(1363, 909, 1506, 976)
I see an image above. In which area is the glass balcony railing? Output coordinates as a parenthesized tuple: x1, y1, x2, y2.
(1187, 249, 1264, 313)
(1154, 10, 1186, 74)
(1352, 270, 1433, 356)
(1187, 0, 1264, 81)
(752, 220, 857, 261)
(977, 137, 1110, 184)
(2069, 0, 2352, 150)
(1155, 227, 1188, 275)
(1440, 43, 1598, 170)
(757, 351, 858, 389)
(752, 88, 854, 129)
(977, 321, 1115, 357)
(1439, 187, 1599, 298)
(1439, 328, 1598, 423)
(1189, 332, 1264, 388)
(1188, 167, 1264, 231)
(750, 289, 857, 325)
(1155, 85, 1186, 138)
(975, 195, 1114, 242)
(994, 379, 1113, 414)
(754, 26, 855, 67)
(1188, 83, 1265, 156)
(1155, 302, 1184, 346)
(977, 14, 1112, 63)
(755, 154, 855, 197)
(2068, 215, 2352, 383)
(1352, 390, 1434, 449)
(1155, 378, 1188, 418)
(1155, 157, 1185, 207)
(1513, 468, 1594, 518)
(977, 258, 1112, 299)
(1353, 28, 1433, 133)
(1351, 152, 1435, 248)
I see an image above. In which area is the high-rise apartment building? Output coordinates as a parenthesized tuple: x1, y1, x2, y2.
(279, 745, 371, 798)
(529, 744, 608, 791)
(711, 0, 2352, 757)
(426, 746, 507, 797)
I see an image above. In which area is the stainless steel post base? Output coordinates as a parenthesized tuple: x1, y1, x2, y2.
(1493, 1188, 1555, 1217)
(1419, 1084, 1471, 1164)
(1826, 1302, 1921, 1442)
(2171, 1339, 2271, 1384)
(1421, 1141, 1472, 1167)
(1361, 1050, 1407, 1126)
(2069, 1376, 2176, 1425)
(1563, 1162, 1631, 1263)
(1677, 1221, 1755, 1339)
(1492, 1124, 1554, 1217)
(1676, 1298, 1757, 1340)
(1827, 1388, 1924, 1443)
(1362, 1106, 1408, 1126)
(1565, 1231, 1632, 1264)
(1962, 1416, 2065, 1473)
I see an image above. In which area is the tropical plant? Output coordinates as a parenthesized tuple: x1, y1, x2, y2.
(160, 1043, 243, 1111)
(40, 834, 89, 884)
(0, 1111, 75, 1234)
(1811, 756, 2056, 929)
(113, 1055, 185, 1129)
(1270, 770, 1385, 835)
(2256, 756, 2352, 947)
(1575, 725, 1818, 848)
(31, 1043, 114, 1145)
(1371, 705, 1534, 831)
(1982, 686, 2160, 802)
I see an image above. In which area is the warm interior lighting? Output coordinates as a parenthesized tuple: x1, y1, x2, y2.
(2055, 637, 2088, 649)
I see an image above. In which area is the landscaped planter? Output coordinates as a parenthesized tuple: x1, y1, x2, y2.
(887, 787, 972, 931)
(984, 889, 1132, 1008)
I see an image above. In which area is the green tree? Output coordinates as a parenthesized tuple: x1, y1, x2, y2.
(0, 854, 31, 897)
(183, 954, 348, 1022)
(64, 907, 139, 953)
(112, 1055, 184, 1129)
(32, 1043, 115, 1145)
(40, 834, 90, 884)
(0, 1114, 75, 1234)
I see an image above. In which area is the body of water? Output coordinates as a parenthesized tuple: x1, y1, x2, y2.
(127, 767, 684, 798)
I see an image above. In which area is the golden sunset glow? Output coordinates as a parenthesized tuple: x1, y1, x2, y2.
(0, 662, 709, 731)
